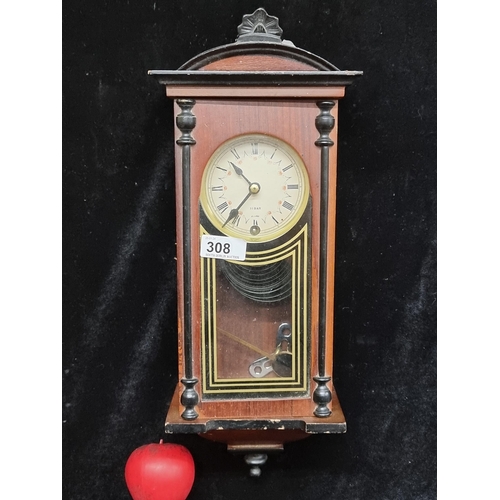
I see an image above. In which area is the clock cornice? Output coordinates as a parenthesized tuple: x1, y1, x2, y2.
(149, 8, 362, 86)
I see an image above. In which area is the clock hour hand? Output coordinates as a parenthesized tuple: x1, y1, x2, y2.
(229, 162, 252, 185)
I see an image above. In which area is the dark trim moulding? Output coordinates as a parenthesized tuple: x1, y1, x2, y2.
(165, 418, 347, 435)
(148, 70, 363, 87)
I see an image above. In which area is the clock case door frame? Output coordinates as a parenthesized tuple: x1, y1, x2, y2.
(176, 97, 335, 418)
(150, 41, 361, 438)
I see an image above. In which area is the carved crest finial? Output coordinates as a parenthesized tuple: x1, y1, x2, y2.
(236, 8, 283, 43)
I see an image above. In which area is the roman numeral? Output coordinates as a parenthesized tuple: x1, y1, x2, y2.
(217, 201, 229, 213)
(253, 219, 259, 226)
(270, 148, 277, 159)
(282, 201, 294, 211)
(251, 143, 258, 155)
(282, 164, 294, 172)
(272, 216, 279, 224)
(287, 184, 299, 190)
(216, 166, 227, 172)
(230, 148, 240, 159)
(211, 185, 224, 191)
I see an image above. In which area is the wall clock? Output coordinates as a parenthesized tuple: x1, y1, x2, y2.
(149, 8, 362, 475)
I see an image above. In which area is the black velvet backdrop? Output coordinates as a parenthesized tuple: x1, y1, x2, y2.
(63, 1, 436, 498)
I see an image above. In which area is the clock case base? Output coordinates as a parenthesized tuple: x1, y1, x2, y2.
(165, 383, 345, 475)
(164, 384, 346, 445)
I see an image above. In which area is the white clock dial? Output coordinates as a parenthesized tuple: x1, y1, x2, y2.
(200, 134, 310, 243)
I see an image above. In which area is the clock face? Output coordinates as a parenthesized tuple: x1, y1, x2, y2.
(200, 134, 310, 243)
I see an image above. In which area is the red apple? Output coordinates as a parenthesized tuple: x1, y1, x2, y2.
(125, 440, 195, 500)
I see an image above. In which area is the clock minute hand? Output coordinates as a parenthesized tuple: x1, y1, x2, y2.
(222, 208, 239, 227)
(221, 180, 260, 227)
(221, 191, 252, 227)
(229, 162, 252, 185)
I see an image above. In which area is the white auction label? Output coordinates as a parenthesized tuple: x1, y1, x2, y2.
(200, 234, 247, 261)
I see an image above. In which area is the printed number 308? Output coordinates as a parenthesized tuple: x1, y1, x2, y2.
(206, 241, 231, 254)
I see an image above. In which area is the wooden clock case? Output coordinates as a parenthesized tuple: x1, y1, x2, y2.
(149, 9, 362, 471)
